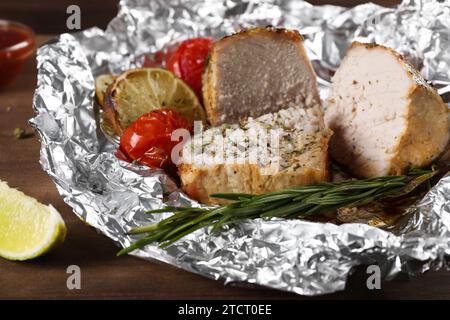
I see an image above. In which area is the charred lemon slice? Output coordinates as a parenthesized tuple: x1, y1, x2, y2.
(103, 68, 206, 134)
(95, 74, 116, 107)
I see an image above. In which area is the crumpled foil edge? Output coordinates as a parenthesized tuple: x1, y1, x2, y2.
(31, 0, 450, 296)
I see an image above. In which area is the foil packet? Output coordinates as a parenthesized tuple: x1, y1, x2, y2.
(31, 0, 450, 296)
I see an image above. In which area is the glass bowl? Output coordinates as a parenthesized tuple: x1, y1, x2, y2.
(0, 20, 36, 88)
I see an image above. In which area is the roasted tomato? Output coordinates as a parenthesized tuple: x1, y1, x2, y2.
(117, 108, 192, 169)
(166, 37, 214, 98)
(143, 48, 172, 68)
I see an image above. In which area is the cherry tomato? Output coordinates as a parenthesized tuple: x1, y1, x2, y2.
(117, 109, 192, 169)
(166, 37, 214, 99)
(143, 48, 173, 68)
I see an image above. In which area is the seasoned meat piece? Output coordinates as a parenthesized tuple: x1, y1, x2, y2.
(203, 27, 321, 126)
(325, 42, 450, 178)
(179, 106, 330, 204)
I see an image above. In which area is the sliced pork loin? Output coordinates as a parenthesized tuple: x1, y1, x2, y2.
(179, 106, 330, 204)
(325, 42, 450, 178)
(203, 27, 321, 126)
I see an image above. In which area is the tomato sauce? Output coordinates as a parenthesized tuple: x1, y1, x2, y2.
(0, 21, 35, 87)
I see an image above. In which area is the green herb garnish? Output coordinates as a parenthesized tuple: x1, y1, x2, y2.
(117, 167, 438, 256)
(13, 128, 26, 139)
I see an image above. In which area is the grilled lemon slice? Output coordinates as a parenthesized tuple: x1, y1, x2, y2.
(95, 74, 116, 107)
(103, 68, 206, 135)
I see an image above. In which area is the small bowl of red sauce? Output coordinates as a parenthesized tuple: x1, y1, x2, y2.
(0, 20, 36, 88)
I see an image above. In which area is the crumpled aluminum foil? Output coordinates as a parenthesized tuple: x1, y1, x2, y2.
(31, 0, 450, 296)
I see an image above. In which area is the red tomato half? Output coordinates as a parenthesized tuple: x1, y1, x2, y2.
(143, 48, 174, 68)
(166, 37, 214, 99)
(117, 109, 192, 169)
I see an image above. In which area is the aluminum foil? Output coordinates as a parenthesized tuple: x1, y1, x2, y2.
(31, 0, 450, 296)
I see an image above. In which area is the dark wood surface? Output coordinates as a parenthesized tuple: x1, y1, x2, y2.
(1, 3, 450, 300)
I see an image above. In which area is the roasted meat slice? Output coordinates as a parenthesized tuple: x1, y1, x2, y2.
(179, 105, 330, 204)
(325, 42, 450, 178)
(203, 27, 321, 126)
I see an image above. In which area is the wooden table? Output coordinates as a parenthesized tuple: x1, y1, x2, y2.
(1, 30, 449, 300)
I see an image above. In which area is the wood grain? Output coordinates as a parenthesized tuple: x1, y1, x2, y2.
(1, 9, 450, 300)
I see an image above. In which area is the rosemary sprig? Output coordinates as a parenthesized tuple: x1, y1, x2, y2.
(117, 168, 438, 256)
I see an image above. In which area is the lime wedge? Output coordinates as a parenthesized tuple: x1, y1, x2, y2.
(0, 180, 66, 261)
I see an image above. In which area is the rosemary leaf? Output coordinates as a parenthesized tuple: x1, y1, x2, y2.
(119, 168, 437, 254)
